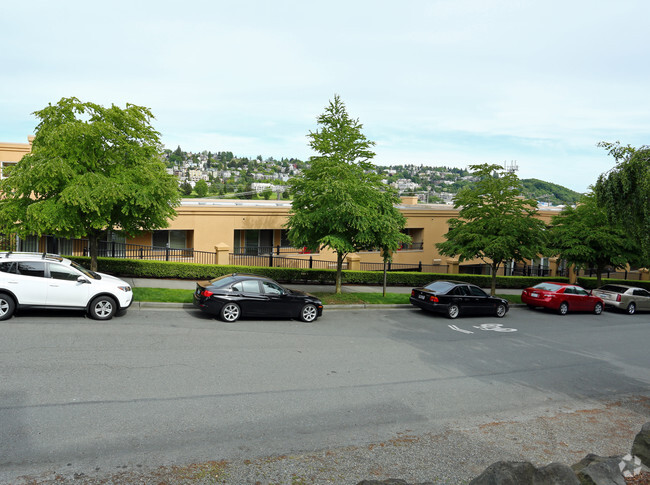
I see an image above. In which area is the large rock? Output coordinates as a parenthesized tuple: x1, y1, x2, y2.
(469, 460, 579, 485)
(632, 422, 650, 467)
(571, 454, 625, 485)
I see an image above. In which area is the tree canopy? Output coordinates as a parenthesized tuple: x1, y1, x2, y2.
(594, 141, 650, 266)
(436, 163, 547, 295)
(0, 97, 180, 270)
(287, 95, 409, 293)
(547, 193, 637, 286)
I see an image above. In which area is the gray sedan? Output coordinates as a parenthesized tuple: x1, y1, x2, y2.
(595, 284, 650, 315)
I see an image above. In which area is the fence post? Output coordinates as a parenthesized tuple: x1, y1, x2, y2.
(276, 245, 280, 255)
(139, 247, 143, 259)
(269, 252, 273, 267)
(309, 256, 313, 269)
(418, 261, 422, 272)
(624, 269, 628, 280)
(165, 247, 170, 261)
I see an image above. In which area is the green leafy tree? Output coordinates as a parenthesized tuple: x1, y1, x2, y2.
(261, 188, 274, 200)
(287, 95, 409, 293)
(436, 163, 547, 295)
(547, 193, 637, 286)
(594, 141, 650, 266)
(194, 179, 209, 198)
(179, 181, 193, 196)
(0, 97, 180, 271)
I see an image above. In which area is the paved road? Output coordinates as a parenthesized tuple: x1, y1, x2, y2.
(0, 305, 648, 483)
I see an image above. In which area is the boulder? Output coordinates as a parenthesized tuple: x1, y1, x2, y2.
(632, 422, 650, 467)
(571, 454, 625, 485)
(469, 460, 579, 485)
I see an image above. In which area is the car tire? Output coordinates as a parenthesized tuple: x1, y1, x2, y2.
(0, 293, 16, 321)
(626, 302, 636, 315)
(495, 303, 507, 318)
(558, 301, 569, 316)
(594, 302, 603, 315)
(220, 303, 241, 322)
(300, 303, 318, 323)
(447, 303, 460, 319)
(89, 295, 117, 320)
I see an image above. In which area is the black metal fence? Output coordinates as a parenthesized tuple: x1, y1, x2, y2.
(229, 253, 346, 270)
(459, 263, 555, 277)
(232, 245, 312, 256)
(360, 261, 448, 273)
(86, 242, 218, 265)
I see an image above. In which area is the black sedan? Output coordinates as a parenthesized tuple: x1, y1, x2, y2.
(410, 280, 508, 319)
(193, 273, 323, 323)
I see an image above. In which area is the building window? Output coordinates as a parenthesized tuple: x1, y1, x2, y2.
(153, 230, 187, 249)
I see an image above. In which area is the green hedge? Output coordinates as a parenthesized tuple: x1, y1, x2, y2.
(69, 256, 571, 289)
(577, 277, 650, 291)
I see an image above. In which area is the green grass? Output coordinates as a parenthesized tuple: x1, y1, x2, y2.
(132, 288, 523, 305)
(133, 287, 194, 303)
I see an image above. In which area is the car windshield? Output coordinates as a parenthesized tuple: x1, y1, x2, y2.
(533, 283, 564, 292)
(70, 261, 100, 280)
(423, 281, 455, 293)
(599, 285, 628, 293)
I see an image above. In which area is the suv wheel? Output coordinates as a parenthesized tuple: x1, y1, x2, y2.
(89, 296, 117, 320)
(0, 293, 15, 321)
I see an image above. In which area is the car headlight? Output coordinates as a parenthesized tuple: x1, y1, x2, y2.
(118, 286, 132, 292)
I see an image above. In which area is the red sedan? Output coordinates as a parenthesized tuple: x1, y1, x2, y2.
(521, 282, 604, 315)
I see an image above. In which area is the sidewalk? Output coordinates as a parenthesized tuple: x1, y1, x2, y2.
(123, 278, 522, 295)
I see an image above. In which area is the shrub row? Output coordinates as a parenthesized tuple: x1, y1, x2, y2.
(69, 256, 575, 289)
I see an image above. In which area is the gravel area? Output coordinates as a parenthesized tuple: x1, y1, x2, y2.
(9, 394, 650, 485)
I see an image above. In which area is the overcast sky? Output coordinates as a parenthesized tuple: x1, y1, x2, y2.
(2, 0, 648, 192)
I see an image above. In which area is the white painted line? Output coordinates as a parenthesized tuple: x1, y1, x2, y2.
(472, 323, 518, 332)
(448, 324, 474, 334)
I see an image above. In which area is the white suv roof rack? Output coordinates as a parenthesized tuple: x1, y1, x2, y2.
(0, 251, 64, 261)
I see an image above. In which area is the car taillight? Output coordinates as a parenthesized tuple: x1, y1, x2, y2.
(201, 290, 214, 297)
(616, 294, 621, 302)
(411, 290, 416, 296)
(429, 295, 439, 303)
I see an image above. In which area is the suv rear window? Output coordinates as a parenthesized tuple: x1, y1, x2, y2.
(16, 261, 45, 277)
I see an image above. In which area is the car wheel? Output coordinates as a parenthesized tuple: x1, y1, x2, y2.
(220, 303, 241, 322)
(0, 293, 16, 321)
(89, 296, 116, 320)
(594, 302, 603, 315)
(495, 303, 507, 318)
(300, 303, 318, 323)
(558, 301, 569, 316)
(447, 303, 460, 319)
(626, 302, 636, 315)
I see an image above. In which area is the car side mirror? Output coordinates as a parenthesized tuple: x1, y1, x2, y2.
(77, 276, 90, 284)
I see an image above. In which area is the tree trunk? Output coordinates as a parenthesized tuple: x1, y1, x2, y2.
(596, 264, 603, 288)
(335, 252, 344, 294)
(383, 258, 388, 298)
(490, 262, 499, 296)
(89, 232, 99, 272)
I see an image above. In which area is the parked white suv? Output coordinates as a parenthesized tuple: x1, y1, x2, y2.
(0, 252, 133, 320)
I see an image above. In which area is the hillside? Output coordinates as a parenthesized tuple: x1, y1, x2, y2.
(520, 179, 583, 206)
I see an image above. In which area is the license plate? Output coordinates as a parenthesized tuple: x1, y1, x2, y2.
(531, 292, 539, 297)
(418, 294, 425, 300)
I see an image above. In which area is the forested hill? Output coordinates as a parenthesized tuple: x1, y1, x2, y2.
(520, 179, 583, 206)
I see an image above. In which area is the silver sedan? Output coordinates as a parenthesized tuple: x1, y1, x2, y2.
(595, 284, 650, 315)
